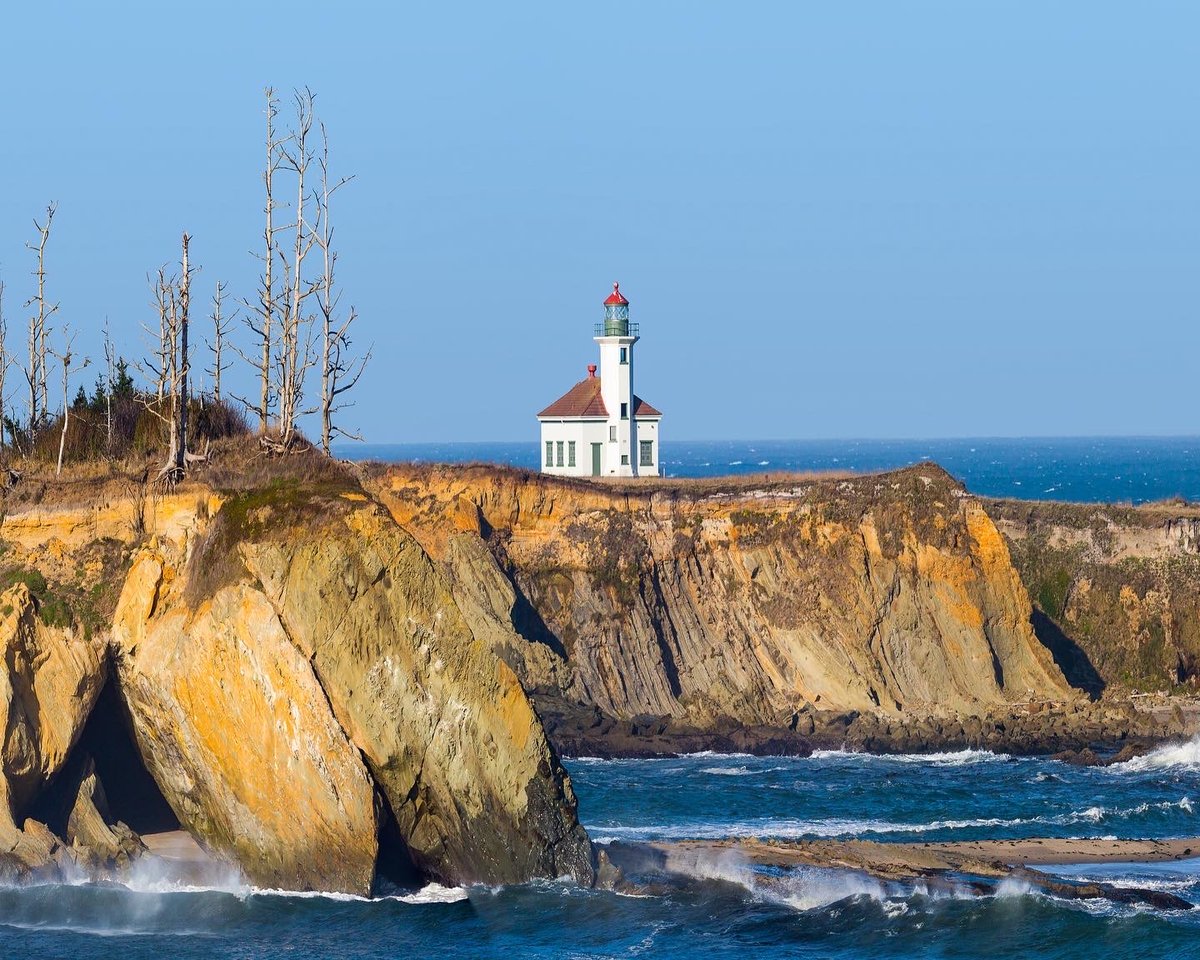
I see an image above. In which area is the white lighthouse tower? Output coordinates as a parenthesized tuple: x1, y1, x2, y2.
(537, 282, 662, 477)
(596, 282, 639, 476)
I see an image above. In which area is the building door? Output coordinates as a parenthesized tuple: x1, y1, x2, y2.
(591, 443, 602, 477)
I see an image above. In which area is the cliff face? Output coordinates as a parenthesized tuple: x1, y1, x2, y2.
(0, 470, 593, 893)
(112, 547, 381, 894)
(375, 463, 1072, 724)
(988, 499, 1200, 697)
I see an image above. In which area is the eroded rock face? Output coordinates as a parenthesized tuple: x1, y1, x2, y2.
(111, 548, 380, 894)
(0, 583, 107, 820)
(376, 464, 1073, 723)
(237, 495, 594, 887)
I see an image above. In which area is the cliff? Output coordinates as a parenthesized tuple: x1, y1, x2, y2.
(987, 498, 1200, 697)
(0, 458, 593, 894)
(373, 462, 1072, 724)
(0, 455, 1194, 894)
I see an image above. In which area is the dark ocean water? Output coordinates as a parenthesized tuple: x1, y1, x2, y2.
(341, 436, 1200, 504)
(5, 742, 1200, 959)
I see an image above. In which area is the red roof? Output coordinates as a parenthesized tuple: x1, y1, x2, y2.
(633, 396, 662, 417)
(603, 281, 628, 306)
(538, 376, 662, 419)
(538, 377, 607, 418)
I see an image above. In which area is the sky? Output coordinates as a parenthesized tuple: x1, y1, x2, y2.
(1, 2, 1198, 443)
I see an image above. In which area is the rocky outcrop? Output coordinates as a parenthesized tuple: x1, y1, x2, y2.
(65, 758, 146, 869)
(111, 546, 381, 894)
(989, 498, 1200, 696)
(376, 463, 1073, 725)
(235, 491, 593, 886)
(0, 469, 595, 894)
(0, 583, 106, 820)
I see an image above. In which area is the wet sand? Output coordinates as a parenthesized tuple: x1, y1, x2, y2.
(142, 830, 213, 863)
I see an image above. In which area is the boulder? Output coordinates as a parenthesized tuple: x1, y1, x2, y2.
(64, 757, 146, 869)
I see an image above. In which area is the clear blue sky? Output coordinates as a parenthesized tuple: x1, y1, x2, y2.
(2, 2, 1198, 442)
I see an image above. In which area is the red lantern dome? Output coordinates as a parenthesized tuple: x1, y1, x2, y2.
(603, 281, 628, 307)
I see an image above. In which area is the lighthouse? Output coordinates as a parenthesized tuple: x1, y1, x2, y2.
(537, 282, 663, 477)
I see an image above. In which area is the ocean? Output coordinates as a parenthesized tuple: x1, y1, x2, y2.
(5, 744, 1200, 958)
(342, 436, 1200, 505)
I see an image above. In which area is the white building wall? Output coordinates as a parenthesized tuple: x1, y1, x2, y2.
(539, 416, 662, 477)
(538, 419, 610, 477)
(634, 418, 661, 476)
(596, 334, 638, 476)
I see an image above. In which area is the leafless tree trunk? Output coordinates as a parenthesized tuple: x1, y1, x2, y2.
(237, 88, 282, 433)
(53, 324, 88, 476)
(314, 122, 370, 456)
(276, 88, 319, 447)
(207, 280, 233, 402)
(102, 317, 115, 452)
(175, 233, 191, 473)
(23, 204, 58, 442)
(145, 268, 174, 403)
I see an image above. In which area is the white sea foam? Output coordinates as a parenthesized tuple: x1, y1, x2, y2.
(389, 883, 470, 904)
(1108, 735, 1200, 773)
(587, 796, 1196, 843)
(700, 766, 753, 776)
(770, 867, 886, 912)
(809, 748, 1009, 766)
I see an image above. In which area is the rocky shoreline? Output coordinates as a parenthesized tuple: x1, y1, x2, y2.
(537, 695, 1200, 762)
(601, 837, 1200, 911)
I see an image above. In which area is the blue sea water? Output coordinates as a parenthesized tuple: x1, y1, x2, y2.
(5, 743, 1200, 959)
(342, 436, 1200, 504)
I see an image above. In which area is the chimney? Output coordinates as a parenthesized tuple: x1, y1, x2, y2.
(587, 363, 597, 378)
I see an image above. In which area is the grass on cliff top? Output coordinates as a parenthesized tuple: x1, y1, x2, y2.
(184, 448, 365, 607)
(985, 495, 1200, 531)
(370, 459, 965, 504)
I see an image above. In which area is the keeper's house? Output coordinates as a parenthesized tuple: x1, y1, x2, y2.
(537, 282, 662, 477)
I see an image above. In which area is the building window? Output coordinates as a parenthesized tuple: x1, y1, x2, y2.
(545, 440, 553, 467)
(621, 454, 629, 465)
(620, 402, 628, 419)
(609, 425, 617, 441)
(568, 441, 576, 467)
(556, 441, 564, 467)
(620, 347, 628, 364)
(640, 440, 654, 466)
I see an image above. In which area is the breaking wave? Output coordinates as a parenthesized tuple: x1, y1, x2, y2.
(809, 748, 1010, 766)
(588, 797, 1196, 842)
(1108, 736, 1200, 773)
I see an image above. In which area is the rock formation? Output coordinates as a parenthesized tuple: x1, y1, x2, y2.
(111, 547, 381, 894)
(376, 462, 1072, 724)
(235, 489, 594, 886)
(0, 457, 1195, 892)
(990, 498, 1200, 697)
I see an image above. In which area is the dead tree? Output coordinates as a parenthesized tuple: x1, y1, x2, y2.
(237, 88, 282, 433)
(207, 280, 233, 402)
(174, 233, 192, 473)
(102, 317, 115, 453)
(275, 88, 320, 448)
(23, 204, 58, 441)
(144, 268, 173, 403)
(314, 122, 370, 455)
(53, 324, 89, 476)
(141, 234, 204, 483)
